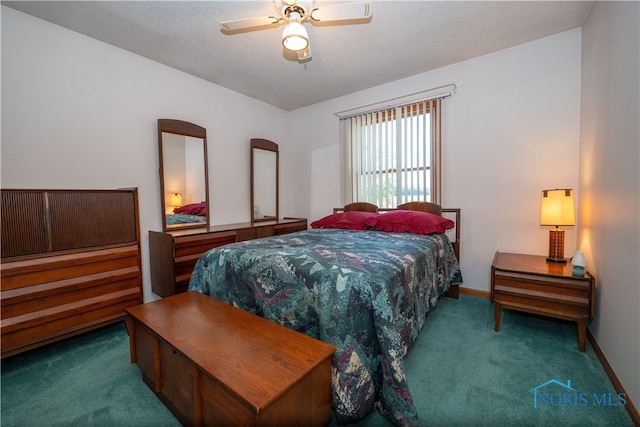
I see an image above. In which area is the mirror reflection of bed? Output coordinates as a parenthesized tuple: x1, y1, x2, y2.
(166, 201, 208, 226)
(158, 119, 210, 231)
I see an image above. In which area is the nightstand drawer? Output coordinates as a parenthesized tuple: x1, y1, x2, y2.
(494, 271, 590, 297)
(494, 287, 589, 318)
(494, 270, 590, 318)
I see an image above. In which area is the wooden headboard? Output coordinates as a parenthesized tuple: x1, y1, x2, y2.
(333, 202, 461, 262)
(333, 202, 461, 300)
(0, 188, 143, 358)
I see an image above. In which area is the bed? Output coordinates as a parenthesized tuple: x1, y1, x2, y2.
(165, 212, 207, 225)
(165, 202, 207, 225)
(188, 202, 462, 426)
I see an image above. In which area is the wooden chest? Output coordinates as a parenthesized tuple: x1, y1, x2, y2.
(126, 292, 335, 427)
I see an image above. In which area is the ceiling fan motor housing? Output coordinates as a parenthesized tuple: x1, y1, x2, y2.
(283, 5, 307, 20)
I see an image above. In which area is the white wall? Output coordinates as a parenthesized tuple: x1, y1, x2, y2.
(1, 7, 293, 301)
(290, 29, 582, 292)
(579, 1, 640, 409)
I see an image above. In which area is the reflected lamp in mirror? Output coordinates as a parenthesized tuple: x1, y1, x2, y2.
(540, 189, 575, 263)
(170, 193, 183, 207)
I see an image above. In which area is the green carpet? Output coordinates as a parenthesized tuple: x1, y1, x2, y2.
(1, 295, 634, 426)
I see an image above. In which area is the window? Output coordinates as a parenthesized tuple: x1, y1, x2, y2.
(340, 98, 442, 209)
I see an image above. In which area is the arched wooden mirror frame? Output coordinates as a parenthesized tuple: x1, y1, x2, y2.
(158, 119, 210, 231)
(251, 138, 279, 222)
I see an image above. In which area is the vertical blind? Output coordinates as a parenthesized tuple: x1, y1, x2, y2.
(340, 97, 442, 208)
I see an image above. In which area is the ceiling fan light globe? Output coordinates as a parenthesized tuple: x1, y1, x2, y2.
(282, 21, 308, 51)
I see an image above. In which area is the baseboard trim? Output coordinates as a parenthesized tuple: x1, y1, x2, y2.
(587, 329, 640, 426)
(459, 286, 491, 299)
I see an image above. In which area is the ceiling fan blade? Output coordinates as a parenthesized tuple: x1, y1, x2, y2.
(220, 15, 282, 31)
(309, 2, 372, 22)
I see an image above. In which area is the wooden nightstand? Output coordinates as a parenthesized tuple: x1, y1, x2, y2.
(491, 251, 595, 352)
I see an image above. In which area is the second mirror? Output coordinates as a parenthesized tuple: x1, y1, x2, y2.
(251, 138, 278, 222)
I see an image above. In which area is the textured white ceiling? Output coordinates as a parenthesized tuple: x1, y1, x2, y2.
(3, 1, 592, 111)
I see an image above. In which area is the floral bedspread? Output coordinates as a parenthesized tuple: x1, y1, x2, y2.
(188, 228, 462, 426)
(165, 213, 206, 225)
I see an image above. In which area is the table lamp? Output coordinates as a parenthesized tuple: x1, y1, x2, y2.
(540, 189, 575, 263)
(572, 250, 586, 276)
(170, 192, 183, 207)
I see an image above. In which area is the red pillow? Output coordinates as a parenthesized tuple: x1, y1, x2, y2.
(311, 211, 379, 230)
(363, 210, 454, 235)
(173, 202, 207, 216)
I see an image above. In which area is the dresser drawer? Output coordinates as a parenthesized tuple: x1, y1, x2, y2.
(151, 230, 237, 297)
(236, 225, 276, 241)
(274, 220, 307, 235)
(493, 271, 590, 318)
(174, 232, 236, 257)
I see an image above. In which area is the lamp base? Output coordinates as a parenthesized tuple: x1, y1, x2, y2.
(572, 265, 585, 276)
(547, 228, 567, 263)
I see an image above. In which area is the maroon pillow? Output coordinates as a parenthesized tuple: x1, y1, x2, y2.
(311, 211, 380, 230)
(363, 210, 454, 235)
(173, 202, 207, 216)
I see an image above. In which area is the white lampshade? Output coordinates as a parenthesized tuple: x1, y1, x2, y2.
(540, 189, 575, 227)
(572, 251, 586, 267)
(282, 16, 308, 51)
(571, 250, 586, 276)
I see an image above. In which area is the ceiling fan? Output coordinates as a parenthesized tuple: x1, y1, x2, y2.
(220, 0, 372, 62)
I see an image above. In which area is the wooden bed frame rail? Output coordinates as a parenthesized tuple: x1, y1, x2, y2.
(332, 204, 461, 261)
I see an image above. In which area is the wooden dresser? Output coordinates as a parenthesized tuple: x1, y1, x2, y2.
(127, 292, 334, 427)
(491, 251, 595, 352)
(1, 189, 143, 358)
(149, 218, 307, 297)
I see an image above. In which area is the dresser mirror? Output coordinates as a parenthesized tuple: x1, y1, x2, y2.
(251, 138, 278, 222)
(158, 119, 209, 231)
